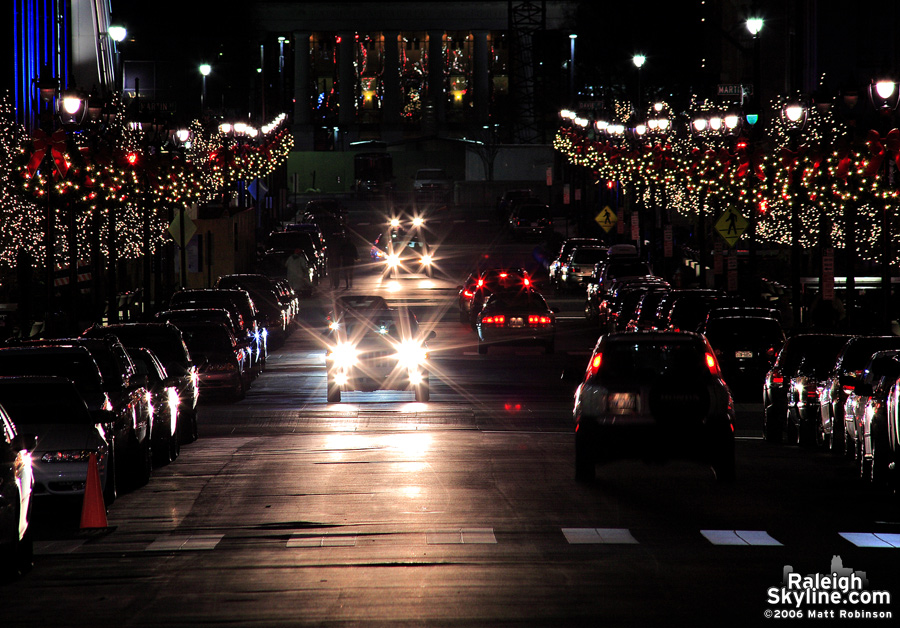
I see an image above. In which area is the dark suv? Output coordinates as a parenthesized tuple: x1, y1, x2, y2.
(573, 331, 735, 482)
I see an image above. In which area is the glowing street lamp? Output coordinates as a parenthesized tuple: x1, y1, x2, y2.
(199, 63, 212, 112)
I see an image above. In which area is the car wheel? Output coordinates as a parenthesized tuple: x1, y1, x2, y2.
(574, 429, 596, 482)
(152, 427, 172, 467)
(327, 380, 342, 403)
(134, 437, 152, 489)
(711, 428, 736, 482)
(857, 436, 871, 481)
(415, 381, 430, 402)
(169, 430, 180, 462)
(872, 425, 889, 485)
(0, 504, 33, 582)
(763, 406, 782, 443)
(234, 376, 246, 401)
(477, 343, 488, 355)
(830, 414, 846, 456)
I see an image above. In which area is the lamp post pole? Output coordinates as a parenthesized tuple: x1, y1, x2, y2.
(783, 100, 808, 328)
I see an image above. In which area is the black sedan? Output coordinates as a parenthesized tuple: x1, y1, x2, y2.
(475, 287, 557, 355)
(573, 331, 736, 482)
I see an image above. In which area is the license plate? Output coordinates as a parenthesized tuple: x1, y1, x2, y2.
(735, 350, 753, 359)
(609, 392, 637, 413)
(509, 317, 524, 328)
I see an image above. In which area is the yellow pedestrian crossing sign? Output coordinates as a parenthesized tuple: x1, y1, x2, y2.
(595, 206, 618, 232)
(714, 206, 749, 247)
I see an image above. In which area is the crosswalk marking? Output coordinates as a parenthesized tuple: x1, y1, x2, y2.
(146, 534, 224, 552)
(562, 527, 638, 544)
(427, 528, 497, 544)
(701, 530, 782, 546)
(839, 532, 900, 548)
(287, 533, 358, 548)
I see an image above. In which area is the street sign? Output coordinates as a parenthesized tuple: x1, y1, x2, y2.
(168, 210, 197, 247)
(717, 84, 753, 97)
(714, 206, 749, 247)
(595, 206, 617, 232)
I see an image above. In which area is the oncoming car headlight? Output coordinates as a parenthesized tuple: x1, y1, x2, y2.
(422, 254, 433, 266)
(395, 341, 428, 369)
(328, 342, 359, 368)
(386, 253, 401, 267)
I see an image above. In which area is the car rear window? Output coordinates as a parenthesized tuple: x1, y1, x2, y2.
(596, 339, 707, 380)
(841, 337, 900, 372)
(0, 384, 92, 424)
(0, 354, 103, 393)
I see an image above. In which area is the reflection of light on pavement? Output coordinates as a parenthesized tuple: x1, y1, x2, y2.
(396, 462, 428, 473)
(386, 281, 401, 292)
(382, 432, 432, 458)
(323, 433, 366, 461)
(419, 279, 435, 289)
(400, 486, 423, 499)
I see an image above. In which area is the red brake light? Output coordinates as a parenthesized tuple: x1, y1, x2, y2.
(528, 315, 552, 325)
(524, 277, 531, 286)
(477, 279, 484, 288)
(772, 375, 784, 385)
(588, 353, 602, 376)
(499, 273, 508, 278)
(705, 352, 720, 376)
(481, 315, 505, 325)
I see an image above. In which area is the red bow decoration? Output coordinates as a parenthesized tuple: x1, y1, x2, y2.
(27, 128, 70, 179)
(863, 128, 900, 178)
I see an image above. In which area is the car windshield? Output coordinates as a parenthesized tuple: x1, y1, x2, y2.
(596, 339, 708, 380)
(0, 384, 92, 425)
(517, 205, 548, 219)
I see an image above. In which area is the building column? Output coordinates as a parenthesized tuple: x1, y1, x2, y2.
(338, 31, 356, 146)
(381, 30, 402, 142)
(427, 30, 445, 133)
(473, 31, 490, 127)
(291, 31, 314, 151)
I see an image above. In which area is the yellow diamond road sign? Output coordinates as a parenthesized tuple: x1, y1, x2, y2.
(714, 206, 749, 247)
(595, 206, 617, 232)
(168, 210, 197, 246)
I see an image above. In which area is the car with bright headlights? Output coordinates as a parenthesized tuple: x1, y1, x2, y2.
(324, 304, 435, 403)
(476, 287, 557, 354)
(559, 245, 609, 293)
(0, 403, 35, 580)
(0, 376, 114, 505)
(573, 331, 736, 482)
(548, 237, 601, 292)
(371, 227, 432, 276)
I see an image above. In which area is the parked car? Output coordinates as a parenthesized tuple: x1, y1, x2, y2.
(81, 323, 200, 445)
(624, 289, 672, 333)
(884, 375, 900, 492)
(699, 313, 785, 401)
(573, 331, 735, 482)
(0, 376, 114, 505)
(177, 322, 251, 400)
(169, 289, 265, 376)
(264, 230, 326, 285)
(559, 246, 609, 293)
(0, 402, 35, 579)
(548, 237, 601, 291)
(588, 257, 655, 304)
(215, 274, 291, 344)
(125, 347, 181, 467)
(476, 287, 558, 355)
(820, 335, 900, 454)
(842, 350, 900, 482)
(762, 333, 852, 443)
(324, 303, 435, 403)
(2, 337, 152, 493)
(457, 267, 533, 326)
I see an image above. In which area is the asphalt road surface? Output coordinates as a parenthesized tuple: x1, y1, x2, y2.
(3, 203, 899, 627)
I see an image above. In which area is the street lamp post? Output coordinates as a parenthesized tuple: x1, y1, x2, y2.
(782, 99, 808, 328)
(633, 54, 646, 116)
(868, 78, 900, 332)
(199, 63, 212, 113)
(569, 34, 577, 105)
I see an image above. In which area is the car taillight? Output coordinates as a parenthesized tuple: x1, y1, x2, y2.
(588, 353, 602, 377)
(705, 352, 721, 377)
(528, 315, 552, 325)
(477, 279, 485, 288)
(766, 347, 777, 358)
(481, 315, 505, 325)
(771, 372, 784, 385)
(463, 290, 475, 298)
(523, 277, 531, 287)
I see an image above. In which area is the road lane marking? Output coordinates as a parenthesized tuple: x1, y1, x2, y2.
(562, 527, 638, 544)
(701, 530, 782, 546)
(288, 533, 358, 548)
(147, 534, 224, 552)
(839, 532, 900, 548)
(426, 528, 497, 544)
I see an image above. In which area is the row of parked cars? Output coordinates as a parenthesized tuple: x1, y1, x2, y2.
(0, 273, 302, 579)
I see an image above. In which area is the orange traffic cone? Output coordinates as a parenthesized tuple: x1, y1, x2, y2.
(80, 452, 108, 529)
